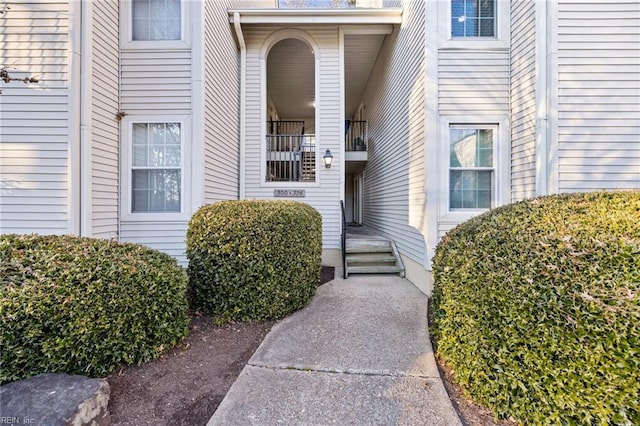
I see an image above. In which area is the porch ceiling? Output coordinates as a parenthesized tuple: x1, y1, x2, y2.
(266, 33, 387, 121)
(344, 34, 386, 118)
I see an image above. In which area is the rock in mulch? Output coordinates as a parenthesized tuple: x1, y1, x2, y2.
(0, 373, 110, 426)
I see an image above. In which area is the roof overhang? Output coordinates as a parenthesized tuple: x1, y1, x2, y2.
(229, 8, 403, 26)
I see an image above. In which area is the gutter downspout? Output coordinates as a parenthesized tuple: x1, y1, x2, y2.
(534, 0, 548, 196)
(234, 12, 246, 199)
(68, 0, 82, 234)
(80, 0, 93, 236)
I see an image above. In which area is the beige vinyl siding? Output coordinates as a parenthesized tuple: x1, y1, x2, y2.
(119, 222, 189, 263)
(91, 0, 120, 237)
(242, 26, 343, 249)
(0, 1, 71, 234)
(556, 1, 640, 191)
(203, 1, 240, 203)
(120, 51, 192, 114)
(510, 0, 537, 201)
(361, 0, 427, 263)
(438, 51, 510, 115)
(118, 9, 193, 261)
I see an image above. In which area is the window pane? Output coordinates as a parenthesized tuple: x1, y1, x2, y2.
(451, 0, 465, 37)
(480, 18, 495, 37)
(166, 123, 181, 144)
(132, 169, 181, 212)
(480, 0, 495, 18)
(132, 0, 180, 41)
(165, 146, 181, 167)
(449, 170, 493, 209)
(477, 129, 493, 167)
(451, 0, 495, 38)
(149, 123, 165, 167)
(450, 129, 478, 167)
(466, 18, 478, 37)
(166, 19, 181, 40)
(132, 123, 148, 166)
(132, 170, 149, 211)
(451, 128, 493, 168)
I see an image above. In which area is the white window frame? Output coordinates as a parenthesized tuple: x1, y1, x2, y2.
(121, 115, 192, 222)
(438, 116, 510, 224)
(120, 0, 191, 50)
(448, 124, 496, 210)
(438, 0, 509, 49)
(450, 0, 497, 38)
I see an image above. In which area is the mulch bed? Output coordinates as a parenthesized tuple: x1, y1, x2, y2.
(107, 266, 335, 426)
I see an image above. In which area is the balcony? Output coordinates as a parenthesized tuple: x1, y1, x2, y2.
(345, 120, 367, 170)
(266, 121, 316, 182)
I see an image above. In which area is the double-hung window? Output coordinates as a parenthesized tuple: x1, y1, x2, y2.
(449, 125, 495, 209)
(451, 0, 496, 38)
(131, 122, 182, 213)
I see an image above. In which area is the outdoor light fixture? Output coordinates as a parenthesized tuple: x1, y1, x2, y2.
(323, 149, 333, 168)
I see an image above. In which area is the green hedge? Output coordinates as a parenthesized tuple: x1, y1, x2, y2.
(431, 191, 640, 424)
(186, 200, 322, 323)
(1, 234, 189, 384)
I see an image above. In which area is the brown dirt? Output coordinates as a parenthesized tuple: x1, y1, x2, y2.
(107, 267, 510, 425)
(107, 266, 335, 426)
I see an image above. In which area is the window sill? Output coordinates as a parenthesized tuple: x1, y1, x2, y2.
(121, 212, 191, 223)
(439, 37, 509, 50)
(440, 209, 490, 224)
(121, 40, 191, 51)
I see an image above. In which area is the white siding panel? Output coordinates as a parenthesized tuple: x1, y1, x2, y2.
(510, 0, 537, 201)
(0, 1, 71, 234)
(120, 51, 192, 114)
(557, 1, 640, 192)
(438, 51, 510, 115)
(119, 222, 189, 265)
(361, 0, 427, 264)
(203, 1, 240, 203)
(91, 0, 119, 238)
(242, 26, 342, 249)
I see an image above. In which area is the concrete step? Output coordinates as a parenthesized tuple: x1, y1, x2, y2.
(346, 265, 403, 274)
(345, 241, 393, 254)
(346, 253, 397, 265)
(346, 238, 390, 248)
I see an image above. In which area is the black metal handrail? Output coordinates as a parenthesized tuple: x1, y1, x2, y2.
(340, 200, 347, 279)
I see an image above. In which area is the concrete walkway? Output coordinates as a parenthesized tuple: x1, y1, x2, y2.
(208, 274, 462, 426)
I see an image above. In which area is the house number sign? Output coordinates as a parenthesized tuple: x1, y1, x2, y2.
(274, 189, 305, 197)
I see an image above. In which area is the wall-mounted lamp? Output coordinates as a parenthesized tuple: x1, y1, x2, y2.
(323, 149, 333, 168)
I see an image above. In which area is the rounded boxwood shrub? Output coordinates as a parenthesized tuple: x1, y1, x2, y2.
(1, 234, 189, 384)
(431, 191, 639, 425)
(186, 200, 322, 323)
